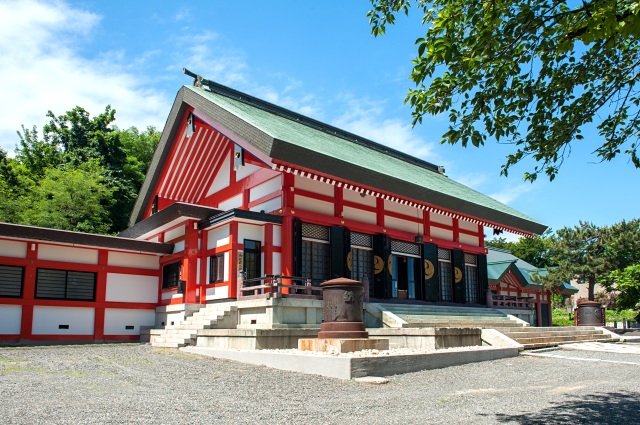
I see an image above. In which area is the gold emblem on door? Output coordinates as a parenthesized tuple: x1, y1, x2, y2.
(454, 267, 463, 283)
(424, 260, 435, 280)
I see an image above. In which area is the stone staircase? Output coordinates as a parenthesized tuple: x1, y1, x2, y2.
(495, 326, 618, 350)
(150, 303, 237, 348)
(374, 303, 527, 329)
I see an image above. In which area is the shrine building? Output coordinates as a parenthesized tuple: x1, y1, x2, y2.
(0, 71, 554, 343)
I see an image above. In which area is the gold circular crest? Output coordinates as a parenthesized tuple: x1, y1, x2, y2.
(347, 251, 353, 272)
(454, 267, 463, 283)
(424, 260, 435, 280)
(388, 254, 393, 276)
(373, 255, 384, 274)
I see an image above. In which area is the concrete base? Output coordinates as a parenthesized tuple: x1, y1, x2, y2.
(181, 345, 519, 380)
(367, 327, 482, 350)
(298, 338, 389, 353)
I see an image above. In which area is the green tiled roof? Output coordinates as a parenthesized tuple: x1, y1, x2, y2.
(186, 84, 546, 235)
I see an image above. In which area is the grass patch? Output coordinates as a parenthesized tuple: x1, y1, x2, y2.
(553, 308, 638, 326)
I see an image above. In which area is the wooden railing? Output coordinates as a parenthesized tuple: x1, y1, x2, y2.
(487, 291, 534, 309)
(238, 274, 323, 300)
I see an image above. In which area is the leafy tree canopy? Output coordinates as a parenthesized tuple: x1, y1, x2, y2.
(368, 0, 640, 181)
(4, 106, 160, 234)
(486, 229, 555, 268)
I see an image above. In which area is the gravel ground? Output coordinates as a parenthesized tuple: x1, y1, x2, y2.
(1, 343, 639, 424)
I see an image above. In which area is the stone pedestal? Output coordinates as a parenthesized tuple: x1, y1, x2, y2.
(298, 338, 389, 353)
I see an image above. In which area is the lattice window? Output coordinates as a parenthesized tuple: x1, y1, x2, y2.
(352, 248, 373, 295)
(302, 223, 329, 241)
(0, 265, 23, 298)
(391, 240, 420, 256)
(438, 248, 451, 261)
(301, 240, 330, 285)
(35, 269, 96, 301)
(465, 264, 479, 303)
(464, 253, 477, 265)
(439, 261, 453, 302)
(351, 232, 372, 248)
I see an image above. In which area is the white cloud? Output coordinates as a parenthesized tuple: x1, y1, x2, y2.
(488, 183, 535, 205)
(0, 0, 170, 153)
(331, 95, 440, 164)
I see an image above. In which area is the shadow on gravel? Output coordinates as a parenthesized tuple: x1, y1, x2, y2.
(490, 391, 640, 424)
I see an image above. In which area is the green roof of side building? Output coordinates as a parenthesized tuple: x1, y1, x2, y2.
(487, 247, 578, 294)
(130, 73, 547, 236)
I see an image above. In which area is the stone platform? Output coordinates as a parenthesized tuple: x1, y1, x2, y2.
(298, 338, 389, 353)
(181, 345, 519, 380)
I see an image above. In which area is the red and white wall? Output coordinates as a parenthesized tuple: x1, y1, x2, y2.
(0, 237, 163, 342)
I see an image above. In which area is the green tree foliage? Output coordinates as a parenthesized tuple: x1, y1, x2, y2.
(544, 221, 607, 301)
(6, 106, 159, 234)
(368, 0, 640, 181)
(486, 229, 554, 268)
(20, 162, 115, 234)
(607, 265, 640, 318)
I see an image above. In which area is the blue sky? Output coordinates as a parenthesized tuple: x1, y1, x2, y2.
(1, 0, 638, 238)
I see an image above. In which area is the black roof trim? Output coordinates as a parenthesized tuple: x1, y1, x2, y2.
(120, 202, 222, 239)
(199, 209, 283, 230)
(183, 68, 442, 174)
(0, 222, 173, 255)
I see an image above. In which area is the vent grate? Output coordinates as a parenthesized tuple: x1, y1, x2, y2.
(391, 240, 420, 256)
(302, 223, 330, 241)
(351, 232, 372, 248)
(438, 248, 451, 261)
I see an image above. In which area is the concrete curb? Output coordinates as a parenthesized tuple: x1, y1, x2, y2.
(180, 345, 519, 380)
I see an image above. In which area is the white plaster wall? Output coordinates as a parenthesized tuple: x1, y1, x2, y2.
(207, 224, 230, 250)
(172, 240, 185, 253)
(294, 175, 334, 196)
(206, 285, 230, 300)
(430, 212, 453, 226)
(207, 153, 230, 196)
(219, 193, 243, 210)
(249, 196, 281, 213)
(458, 219, 478, 232)
(105, 273, 159, 303)
(459, 233, 480, 247)
(294, 195, 333, 216)
(0, 240, 27, 258)
(343, 189, 376, 207)
(0, 305, 21, 334)
(343, 206, 376, 225)
(161, 289, 178, 300)
(384, 199, 419, 217)
(236, 163, 262, 181)
(103, 308, 155, 335)
(272, 252, 282, 275)
(223, 252, 230, 281)
(108, 252, 159, 270)
(32, 306, 94, 335)
(238, 223, 264, 244)
(38, 244, 98, 265)
(430, 226, 454, 241)
(250, 176, 282, 201)
(272, 225, 282, 247)
(385, 216, 423, 234)
(164, 225, 185, 242)
(147, 236, 159, 242)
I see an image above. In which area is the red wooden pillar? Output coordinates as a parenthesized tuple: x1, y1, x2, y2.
(20, 243, 38, 340)
(536, 292, 543, 327)
(94, 250, 108, 341)
(198, 229, 207, 304)
(280, 173, 295, 280)
(183, 220, 200, 304)
(229, 221, 240, 298)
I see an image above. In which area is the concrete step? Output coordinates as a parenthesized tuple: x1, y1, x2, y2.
(523, 338, 615, 350)
(498, 329, 608, 338)
(495, 326, 599, 333)
(403, 321, 524, 328)
(151, 336, 195, 345)
(378, 305, 500, 315)
(398, 315, 515, 321)
(516, 334, 611, 345)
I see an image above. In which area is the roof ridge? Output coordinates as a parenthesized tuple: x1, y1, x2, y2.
(183, 68, 444, 175)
